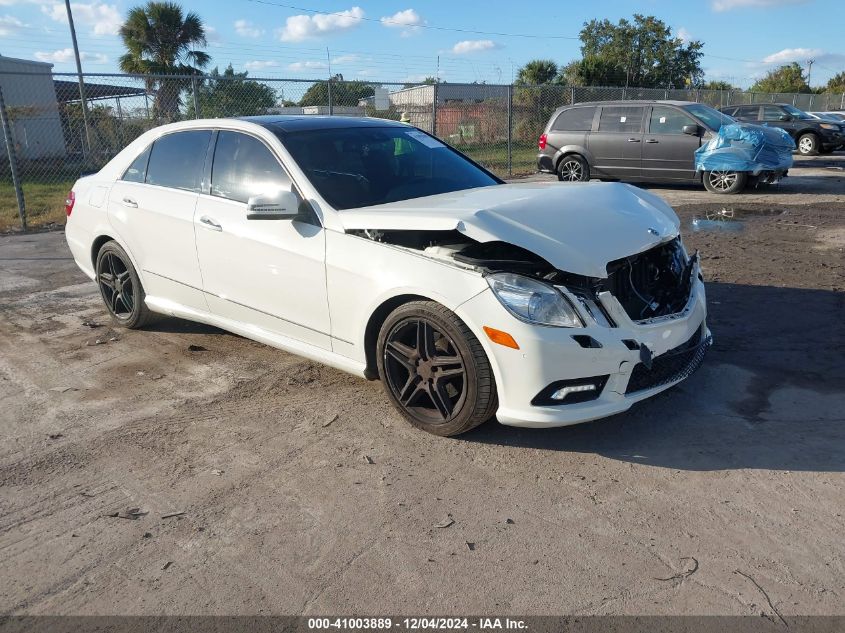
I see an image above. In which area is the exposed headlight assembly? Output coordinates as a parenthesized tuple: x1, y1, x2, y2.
(487, 272, 583, 328)
(819, 123, 840, 130)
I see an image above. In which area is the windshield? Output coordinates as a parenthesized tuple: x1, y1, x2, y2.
(684, 103, 734, 131)
(278, 125, 501, 210)
(782, 104, 814, 120)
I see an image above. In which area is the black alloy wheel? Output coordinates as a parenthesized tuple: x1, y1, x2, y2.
(95, 241, 154, 328)
(377, 301, 497, 436)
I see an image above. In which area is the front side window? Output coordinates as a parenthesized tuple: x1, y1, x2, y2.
(122, 145, 151, 183)
(684, 104, 733, 131)
(762, 105, 785, 120)
(279, 126, 500, 210)
(145, 130, 211, 192)
(781, 104, 814, 120)
(598, 106, 644, 133)
(649, 107, 695, 134)
(552, 106, 596, 132)
(211, 131, 291, 203)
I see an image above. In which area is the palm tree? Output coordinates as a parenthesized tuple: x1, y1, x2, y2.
(119, 2, 210, 120)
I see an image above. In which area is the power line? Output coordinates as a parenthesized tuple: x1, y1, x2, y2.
(244, 0, 580, 40)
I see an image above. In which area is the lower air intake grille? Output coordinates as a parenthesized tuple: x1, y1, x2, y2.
(625, 327, 711, 395)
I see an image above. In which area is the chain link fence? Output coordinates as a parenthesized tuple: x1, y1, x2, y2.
(2, 69, 844, 230)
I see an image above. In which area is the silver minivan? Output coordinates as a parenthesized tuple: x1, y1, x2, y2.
(537, 100, 747, 193)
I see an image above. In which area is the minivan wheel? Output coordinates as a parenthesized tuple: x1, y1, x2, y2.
(557, 155, 589, 182)
(95, 241, 154, 329)
(702, 170, 747, 194)
(376, 301, 497, 437)
(797, 133, 819, 156)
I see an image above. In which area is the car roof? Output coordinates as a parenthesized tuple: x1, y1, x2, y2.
(241, 115, 408, 134)
(561, 100, 699, 108)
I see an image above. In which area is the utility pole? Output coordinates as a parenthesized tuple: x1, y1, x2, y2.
(806, 58, 815, 88)
(65, 0, 91, 157)
(326, 47, 333, 115)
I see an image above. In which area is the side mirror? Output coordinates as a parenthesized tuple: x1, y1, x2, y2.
(778, 114, 792, 121)
(246, 190, 299, 220)
(682, 124, 701, 136)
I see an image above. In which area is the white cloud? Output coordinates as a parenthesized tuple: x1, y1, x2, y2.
(34, 47, 108, 64)
(204, 25, 223, 45)
(276, 6, 363, 42)
(763, 47, 823, 63)
(381, 8, 422, 27)
(676, 27, 692, 44)
(451, 39, 498, 55)
(331, 54, 359, 64)
(244, 60, 278, 71)
(234, 19, 263, 38)
(0, 14, 26, 35)
(42, 2, 121, 36)
(711, 0, 807, 11)
(287, 60, 328, 72)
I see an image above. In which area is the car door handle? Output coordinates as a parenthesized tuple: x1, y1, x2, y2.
(627, 138, 641, 142)
(645, 139, 659, 144)
(199, 215, 222, 231)
(121, 197, 138, 208)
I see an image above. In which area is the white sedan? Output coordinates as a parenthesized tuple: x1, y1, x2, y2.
(65, 116, 710, 436)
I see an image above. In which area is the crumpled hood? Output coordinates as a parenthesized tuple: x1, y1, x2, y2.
(339, 181, 681, 278)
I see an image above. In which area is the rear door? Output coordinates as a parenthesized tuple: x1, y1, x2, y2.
(107, 129, 212, 311)
(641, 105, 702, 182)
(587, 105, 645, 180)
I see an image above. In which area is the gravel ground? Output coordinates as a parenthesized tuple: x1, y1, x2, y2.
(0, 156, 843, 618)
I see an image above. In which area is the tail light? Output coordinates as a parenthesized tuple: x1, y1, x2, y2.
(65, 190, 75, 217)
(538, 133, 547, 150)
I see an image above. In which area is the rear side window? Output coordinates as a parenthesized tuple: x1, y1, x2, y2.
(598, 106, 644, 133)
(720, 107, 738, 116)
(122, 145, 151, 183)
(737, 106, 760, 119)
(145, 130, 211, 192)
(649, 106, 695, 134)
(210, 131, 291, 204)
(552, 107, 596, 132)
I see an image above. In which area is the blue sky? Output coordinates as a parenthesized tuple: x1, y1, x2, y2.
(0, 0, 842, 88)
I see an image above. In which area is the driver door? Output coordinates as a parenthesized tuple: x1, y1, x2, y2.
(194, 130, 331, 350)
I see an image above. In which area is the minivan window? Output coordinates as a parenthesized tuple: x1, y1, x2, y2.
(122, 145, 151, 183)
(211, 131, 291, 203)
(552, 106, 596, 132)
(145, 130, 211, 192)
(649, 106, 695, 134)
(598, 106, 644, 133)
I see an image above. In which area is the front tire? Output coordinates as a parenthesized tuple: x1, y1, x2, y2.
(376, 301, 497, 436)
(797, 133, 819, 156)
(95, 241, 154, 329)
(557, 154, 590, 182)
(703, 170, 747, 194)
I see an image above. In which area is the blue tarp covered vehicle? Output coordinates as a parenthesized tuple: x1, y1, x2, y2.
(695, 123, 794, 188)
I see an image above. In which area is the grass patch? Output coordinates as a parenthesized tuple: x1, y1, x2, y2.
(0, 177, 75, 233)
(455, 141, 538, 177)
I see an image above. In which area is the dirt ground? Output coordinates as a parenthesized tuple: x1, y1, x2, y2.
(0, 156, 843, 618)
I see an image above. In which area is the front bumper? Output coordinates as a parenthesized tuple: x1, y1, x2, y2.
(457, 271, 710, 428)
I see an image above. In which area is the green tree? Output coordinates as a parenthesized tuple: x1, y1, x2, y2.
(186, 65, 276, 118)
(750, 63, 810, 93)
(299, 74, 375, 107)
(515, 60, 558, 86)
(119, 1, 210, 120)
(701, 80, 737, 90)
(826, 71, 845, 93)
(572, 14, 703, 88)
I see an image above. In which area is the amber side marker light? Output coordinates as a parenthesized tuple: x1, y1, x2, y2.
(483, 326, 520, 350)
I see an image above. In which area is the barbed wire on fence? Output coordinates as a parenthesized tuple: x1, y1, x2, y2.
(2, 70, 844, 230)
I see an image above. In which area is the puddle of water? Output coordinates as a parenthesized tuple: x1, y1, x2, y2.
(689, 207, 785, 232)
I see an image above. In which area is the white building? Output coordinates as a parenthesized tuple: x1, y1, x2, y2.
(0, 55, 66, 160)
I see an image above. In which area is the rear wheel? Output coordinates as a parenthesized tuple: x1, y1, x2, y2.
(96, 241, 154, 329)
(557, 154, 590, 182)
(376, 301, 497, 436)
(703, 170, 747, 194)
(797, 133, 819, 156)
